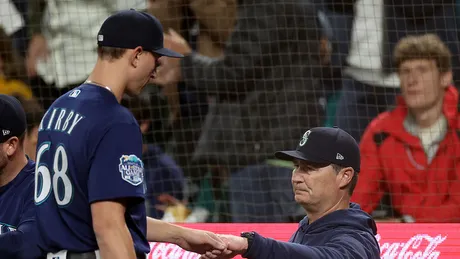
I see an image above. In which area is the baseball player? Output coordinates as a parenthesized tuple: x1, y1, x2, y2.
(35, 9, 228, 259)
(0, 94, 42, 258)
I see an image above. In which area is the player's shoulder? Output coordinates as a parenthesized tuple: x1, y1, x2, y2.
(22, 159, 36, 179)
(52, 84, 136, 123)
(100, 100, 138, 131)
(108, 102, 138, 123)
(12, 159, 36, 190)
(51, 83, 116, 108)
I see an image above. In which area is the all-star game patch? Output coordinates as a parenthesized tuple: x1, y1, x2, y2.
(119, 154, 144, 186)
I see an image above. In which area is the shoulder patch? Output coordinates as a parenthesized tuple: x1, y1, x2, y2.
(119, 155, 144, 186)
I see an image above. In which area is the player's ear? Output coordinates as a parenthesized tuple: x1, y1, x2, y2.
(130, 47, 144, 68)
(5, 137, 19, 156)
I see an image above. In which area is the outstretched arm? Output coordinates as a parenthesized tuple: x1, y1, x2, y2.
(92, 200, 136, 259)
(146, 217, 229, 255)
(201, 232, 379, 259)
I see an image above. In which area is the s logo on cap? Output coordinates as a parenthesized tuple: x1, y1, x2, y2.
(299, 130, 311, 146)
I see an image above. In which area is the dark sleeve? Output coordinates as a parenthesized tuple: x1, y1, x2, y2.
(180, 1, 322, 98)
(321, 0, 357, 14)
(243, 232, 380, 259)
(0, 182, 42, 259)
(28, 0, 47, 36)
(88, 123, 145, 203)
(0, 225, 42, 259)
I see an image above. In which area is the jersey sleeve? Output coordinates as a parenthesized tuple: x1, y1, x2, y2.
(88, 123, 145, 203)
(0, 178, 43, 258)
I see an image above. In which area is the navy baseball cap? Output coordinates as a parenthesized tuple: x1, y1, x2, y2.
(97, 9, 183, 58)
(0, 95, 27, 143)
(275, 127, 360, 172)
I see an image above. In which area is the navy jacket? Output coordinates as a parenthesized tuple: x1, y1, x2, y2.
(243, 203, 380, 259)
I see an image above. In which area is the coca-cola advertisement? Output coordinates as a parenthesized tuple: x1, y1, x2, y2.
(147, 223, 459, 259)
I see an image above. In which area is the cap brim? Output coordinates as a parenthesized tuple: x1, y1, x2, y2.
(275, 150, 307, 161)
(274, 150, 331, 164)
(153, 47, 184, 58)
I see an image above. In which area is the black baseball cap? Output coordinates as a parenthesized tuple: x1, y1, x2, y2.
(275, 127, 360, 172)
(97, 9, 183, 58)
(0, 95, 27, 143)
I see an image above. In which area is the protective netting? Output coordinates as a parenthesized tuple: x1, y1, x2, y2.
(1, 0, 460, 223)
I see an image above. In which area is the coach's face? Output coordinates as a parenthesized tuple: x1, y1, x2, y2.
(126, 48, 160, 95)
(291, 159, 340, 209)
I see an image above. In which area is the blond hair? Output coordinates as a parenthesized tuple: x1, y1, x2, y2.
(394, 34, 452, 73)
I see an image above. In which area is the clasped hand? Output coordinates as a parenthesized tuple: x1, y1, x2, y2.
(199, 234, 249, 259)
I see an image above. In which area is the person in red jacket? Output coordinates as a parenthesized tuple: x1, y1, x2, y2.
(352, 33, 460, 222)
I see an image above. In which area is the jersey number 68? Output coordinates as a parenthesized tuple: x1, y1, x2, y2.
(34, 142, 73, 206)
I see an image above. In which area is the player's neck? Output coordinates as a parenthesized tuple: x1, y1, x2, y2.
(87, 60, 128, 103)
(0, 152, 28, 187)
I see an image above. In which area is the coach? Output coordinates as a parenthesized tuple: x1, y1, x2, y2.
(0, 95, 42, 259)
(201, 127, 380, 259)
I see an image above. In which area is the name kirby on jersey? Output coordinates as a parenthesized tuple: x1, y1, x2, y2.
(0, 222, 16, 234)
(38, 108, 85, 134)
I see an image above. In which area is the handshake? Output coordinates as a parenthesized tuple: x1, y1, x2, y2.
(177, 227, 252, 259)
(200, 234, 249, 259)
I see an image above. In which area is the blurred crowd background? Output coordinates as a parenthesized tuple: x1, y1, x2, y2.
(2, 0, 460, 224)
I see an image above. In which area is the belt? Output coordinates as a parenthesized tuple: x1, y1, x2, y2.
(67, 251, 146, 259)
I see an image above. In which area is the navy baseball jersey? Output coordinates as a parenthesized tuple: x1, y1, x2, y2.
(35, 84, 149, 254)
(0, 159, 42, 258)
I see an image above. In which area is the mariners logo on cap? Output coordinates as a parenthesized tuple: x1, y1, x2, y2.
(299, 130, 311, 146)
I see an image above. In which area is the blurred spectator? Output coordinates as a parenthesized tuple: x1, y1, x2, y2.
(0, 0, 28, 56)
(148, 0, 236, 58)
(335, 0, 460, 142)
(313, 0, 356, 127)
(314, 0, 355, 91)
(9, 0, 29, 56)
(154, 0, 327, 222)
(26, 0, 146, 109)
(121, 96, 186, 219)
(15, 96, 44, 160)
(352, 34, 460, 222)
(147, 0, 237, 189)
(0, 26, 32, 99)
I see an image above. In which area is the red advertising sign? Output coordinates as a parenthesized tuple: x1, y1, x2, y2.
(148, 223, 460, 259)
